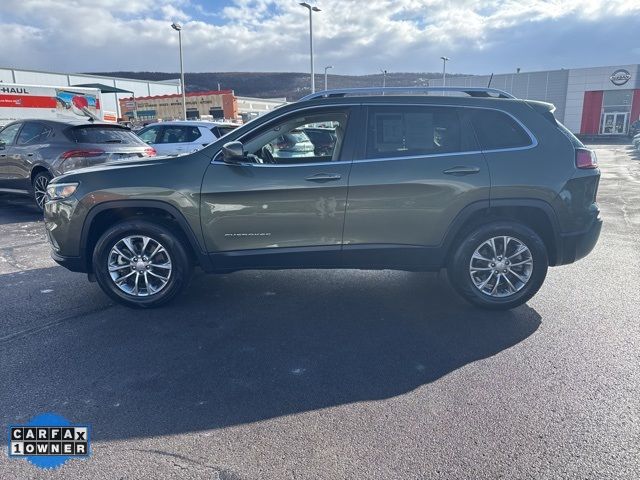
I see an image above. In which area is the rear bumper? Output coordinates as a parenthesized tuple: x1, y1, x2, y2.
(556, 216, 602, 266)
(51, 251, 86, 273)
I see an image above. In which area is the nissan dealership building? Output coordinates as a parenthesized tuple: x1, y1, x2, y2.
(432, 64, 640, 136)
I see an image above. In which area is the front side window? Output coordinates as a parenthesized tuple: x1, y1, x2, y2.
(469, 109, 532, 150)
(365, 105, 468, 159)
(241, 110, 348, 165)
(137, 126, 162, 144)
(17, 122, 52, 145)
(0, 123, 22, 146)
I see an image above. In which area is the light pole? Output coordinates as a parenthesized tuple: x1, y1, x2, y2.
(440, 56, 449, 95)
(324, 65, 333, 91)
(300, 3, 321, 93)
(381, 69, 387, 88)
(171, 22, 187, 120)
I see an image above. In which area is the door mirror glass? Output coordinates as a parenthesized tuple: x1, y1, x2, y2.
(222, 141, 246, 163)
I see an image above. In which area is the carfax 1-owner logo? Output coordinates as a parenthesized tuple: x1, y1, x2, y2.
(8, 413, 91, 470)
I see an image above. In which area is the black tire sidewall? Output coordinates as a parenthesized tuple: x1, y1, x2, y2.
(448, 221, 548, 310)
(92, 220, 192, 308)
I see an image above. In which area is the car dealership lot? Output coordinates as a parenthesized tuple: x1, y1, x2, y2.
(0, 144, 638, 479)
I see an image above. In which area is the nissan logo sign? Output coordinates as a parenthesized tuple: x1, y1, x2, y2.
(610, 69, 632, 86)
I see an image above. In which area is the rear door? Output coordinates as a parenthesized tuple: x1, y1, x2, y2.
(10, 122, 53, 189)
(0, 122, 24, 190)
(343, 104, 490, 268)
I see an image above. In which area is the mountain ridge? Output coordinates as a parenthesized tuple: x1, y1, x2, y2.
(88, 71, 473, 101)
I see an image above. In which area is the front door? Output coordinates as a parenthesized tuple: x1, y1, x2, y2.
(200, 106, 359, 269)
(601, 112, 628, 135)
(343, 104, 490, 268)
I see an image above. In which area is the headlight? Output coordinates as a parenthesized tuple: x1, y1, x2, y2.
(46, 182, 79, 201)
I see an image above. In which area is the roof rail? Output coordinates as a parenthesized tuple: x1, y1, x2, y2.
(299, 86, 516, 102)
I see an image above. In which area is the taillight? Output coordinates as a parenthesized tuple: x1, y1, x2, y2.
(61, 149, 104, 159)
(144, 147, 157, 157)
(576, 148, 598, 169)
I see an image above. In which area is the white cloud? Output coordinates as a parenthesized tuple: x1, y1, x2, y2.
(0, 0, 639, 74)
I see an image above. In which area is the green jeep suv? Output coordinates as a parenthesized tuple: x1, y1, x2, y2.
(43, 87, 602, 310)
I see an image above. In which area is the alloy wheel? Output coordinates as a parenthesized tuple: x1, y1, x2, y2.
(469, 236, 534, 298)
(107, 235, 172, 297)
(33, 175, 49, 209)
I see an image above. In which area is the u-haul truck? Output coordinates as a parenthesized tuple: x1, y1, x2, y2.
(0, 83, 104, 127)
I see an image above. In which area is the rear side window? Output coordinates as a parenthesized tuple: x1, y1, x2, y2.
(365, 105, 474, 159)
(17, 122, 52, 145)
(161, 126, 201, 143)
(470, 109, 532, 150)
(67, 126, 140, 144)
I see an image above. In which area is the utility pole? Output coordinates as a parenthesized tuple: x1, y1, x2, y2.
(440, 56, 450, 95)
(171, 23, 187, 120)
(300, 3, 321, 93)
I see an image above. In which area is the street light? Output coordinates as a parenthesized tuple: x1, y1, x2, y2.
(381, 69, 387, 88)
(300, 3, 321, 93)
(171, 22, 187, 120)
(440, 56, 449, 95)
(324, 65, 333, 91)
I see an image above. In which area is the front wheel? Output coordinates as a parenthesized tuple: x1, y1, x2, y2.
(448, 222, 548, 310)
(92, 220, 193, 308)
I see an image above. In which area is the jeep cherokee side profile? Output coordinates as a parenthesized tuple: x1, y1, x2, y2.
(43, 87, 602, 310)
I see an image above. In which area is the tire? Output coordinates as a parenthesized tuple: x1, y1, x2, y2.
(92, 220, 193, 308)
(447, 221, 548, 310)
(32, 171, 52, 211)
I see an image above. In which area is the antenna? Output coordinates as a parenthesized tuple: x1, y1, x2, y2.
(487, 73, 494, 88)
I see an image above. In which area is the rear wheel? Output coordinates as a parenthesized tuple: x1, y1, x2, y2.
(92, 220, 193, 308)
(448, 221, 548, 310)
(32, 171, 52, 210)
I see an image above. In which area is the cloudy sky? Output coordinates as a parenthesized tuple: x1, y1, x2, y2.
(1, 0, 639, 76)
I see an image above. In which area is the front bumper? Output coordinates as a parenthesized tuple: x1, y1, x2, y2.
(556, 216, 602, 265)
(50, 251, 86, 272)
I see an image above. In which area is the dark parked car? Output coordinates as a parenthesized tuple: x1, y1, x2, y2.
(0, 119, 156, 209)
(44, 87, 601, 310)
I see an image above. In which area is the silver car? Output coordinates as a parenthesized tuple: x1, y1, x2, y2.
(0, 119, 155, 209)
(136, 120, 238, 156)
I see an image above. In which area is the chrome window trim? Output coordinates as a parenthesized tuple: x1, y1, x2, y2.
(211, 101, 538, 168)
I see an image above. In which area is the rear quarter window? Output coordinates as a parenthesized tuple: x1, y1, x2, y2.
(67, 126, 141, 144)
(470, 109, 533, 150)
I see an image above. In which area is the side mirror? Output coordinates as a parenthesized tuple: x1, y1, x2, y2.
(0, 141, 5, 150)
(221, 141, 246, 163)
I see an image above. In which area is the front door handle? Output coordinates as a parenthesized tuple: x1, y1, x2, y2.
(305, 173, 342, 182)
(443, 166, 480, 176)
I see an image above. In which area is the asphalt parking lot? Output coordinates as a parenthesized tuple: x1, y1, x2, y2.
(0, 143, 638, 479)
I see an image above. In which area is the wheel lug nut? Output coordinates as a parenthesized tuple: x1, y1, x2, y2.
(491, 263, 495, 267)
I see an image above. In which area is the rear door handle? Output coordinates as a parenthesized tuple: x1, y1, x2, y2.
(443, 166, 480, 176)
(305, 173, 342, 182)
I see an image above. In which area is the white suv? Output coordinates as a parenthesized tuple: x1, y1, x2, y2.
(136, 121, 238, 156)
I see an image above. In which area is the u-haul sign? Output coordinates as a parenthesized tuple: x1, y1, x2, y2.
(0, 83, 104, 126)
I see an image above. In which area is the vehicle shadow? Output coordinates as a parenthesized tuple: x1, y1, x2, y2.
(0, 193, 42, 226)
(0, 266, 541, 442)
